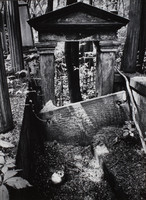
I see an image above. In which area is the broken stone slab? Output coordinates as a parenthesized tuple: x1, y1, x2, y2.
(39, 91, 130, 144)
(130, 76, 146, 97)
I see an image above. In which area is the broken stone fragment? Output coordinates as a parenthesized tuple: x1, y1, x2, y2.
(40, 100, 57, 114)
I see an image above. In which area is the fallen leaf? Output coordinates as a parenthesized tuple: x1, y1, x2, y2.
(1, 165, 8, 174)
(4, 170, 18, 182)
(5, 177, 32, 189)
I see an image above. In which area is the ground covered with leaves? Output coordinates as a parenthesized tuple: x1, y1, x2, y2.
(1, 76, 145, 200)
(0, 80, 26, 159)
(2, 54, 145, 200)
(102, 125, 145, 200)
(30, 124, 145, 200)
(0, 77, 33, 200)
(0, 76, 26, 163)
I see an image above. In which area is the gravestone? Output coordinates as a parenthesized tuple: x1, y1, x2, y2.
(28, 2, 129, 103)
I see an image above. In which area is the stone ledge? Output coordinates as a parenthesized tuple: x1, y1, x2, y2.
(40, 91, 130, 144)
(130, 76, 146, 97)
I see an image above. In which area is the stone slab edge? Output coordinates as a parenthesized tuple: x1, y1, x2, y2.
(130, 76, 146, 97)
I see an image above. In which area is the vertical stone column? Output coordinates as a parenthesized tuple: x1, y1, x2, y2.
(6, 1, 24, 72)
(36, 42, 57, 104)
(95, 41, 120, 96)
(130, 77, 146, 134)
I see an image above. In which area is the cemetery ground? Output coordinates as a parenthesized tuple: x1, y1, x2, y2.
(1, 60, 145, 200)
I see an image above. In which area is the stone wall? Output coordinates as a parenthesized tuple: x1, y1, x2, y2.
(130, 76, 146, 135)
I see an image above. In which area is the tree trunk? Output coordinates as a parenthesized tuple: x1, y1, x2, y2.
(137, 0, 146, 72)
(0, 11, 8, 53)
(65, 0, 82, 103)
(121, 0, 142, 73)
(6, 1, 24, 72)
(0, 34, 13, 133)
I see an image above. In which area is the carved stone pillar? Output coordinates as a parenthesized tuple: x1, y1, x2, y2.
(36, 42, 57, 104)
(95, 41, 120, 96)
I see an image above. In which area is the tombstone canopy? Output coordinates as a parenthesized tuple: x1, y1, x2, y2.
(28, 2, 129, 104)
(28, 2, 129, 42)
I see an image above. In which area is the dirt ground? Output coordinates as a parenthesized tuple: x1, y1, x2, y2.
(30, 125, 145, 200)
(102, 126, 145, 200)
(2, 81, 145, 200)
(0, 94, 25, 159)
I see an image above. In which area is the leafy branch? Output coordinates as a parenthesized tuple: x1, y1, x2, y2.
(0, 140, 32, 200)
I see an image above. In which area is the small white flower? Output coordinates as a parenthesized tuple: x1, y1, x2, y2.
(51, 170, 64, 184)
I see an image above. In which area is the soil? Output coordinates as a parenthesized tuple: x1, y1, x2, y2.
(4, 80, 145, 200)
(30, 125, 145, 200)
(102, 126, 146, 200)
(0, 94, 25, 158)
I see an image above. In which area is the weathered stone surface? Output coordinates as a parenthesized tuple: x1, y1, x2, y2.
(0, 36, 13, 133)
(130, 76, 146, 134)
(40, 91, 130, 144)
(39, 31, 116, 42)
(95, 41, 120, 96)
(130, 76, 146, 96)
(36, 42, 57, 104)
(28, 2, 129, 100)
(6, 1, 24, 72)
(19, 1, 34, 47)
(28, 2, 128, 40)
(132, 90, 146, 133)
